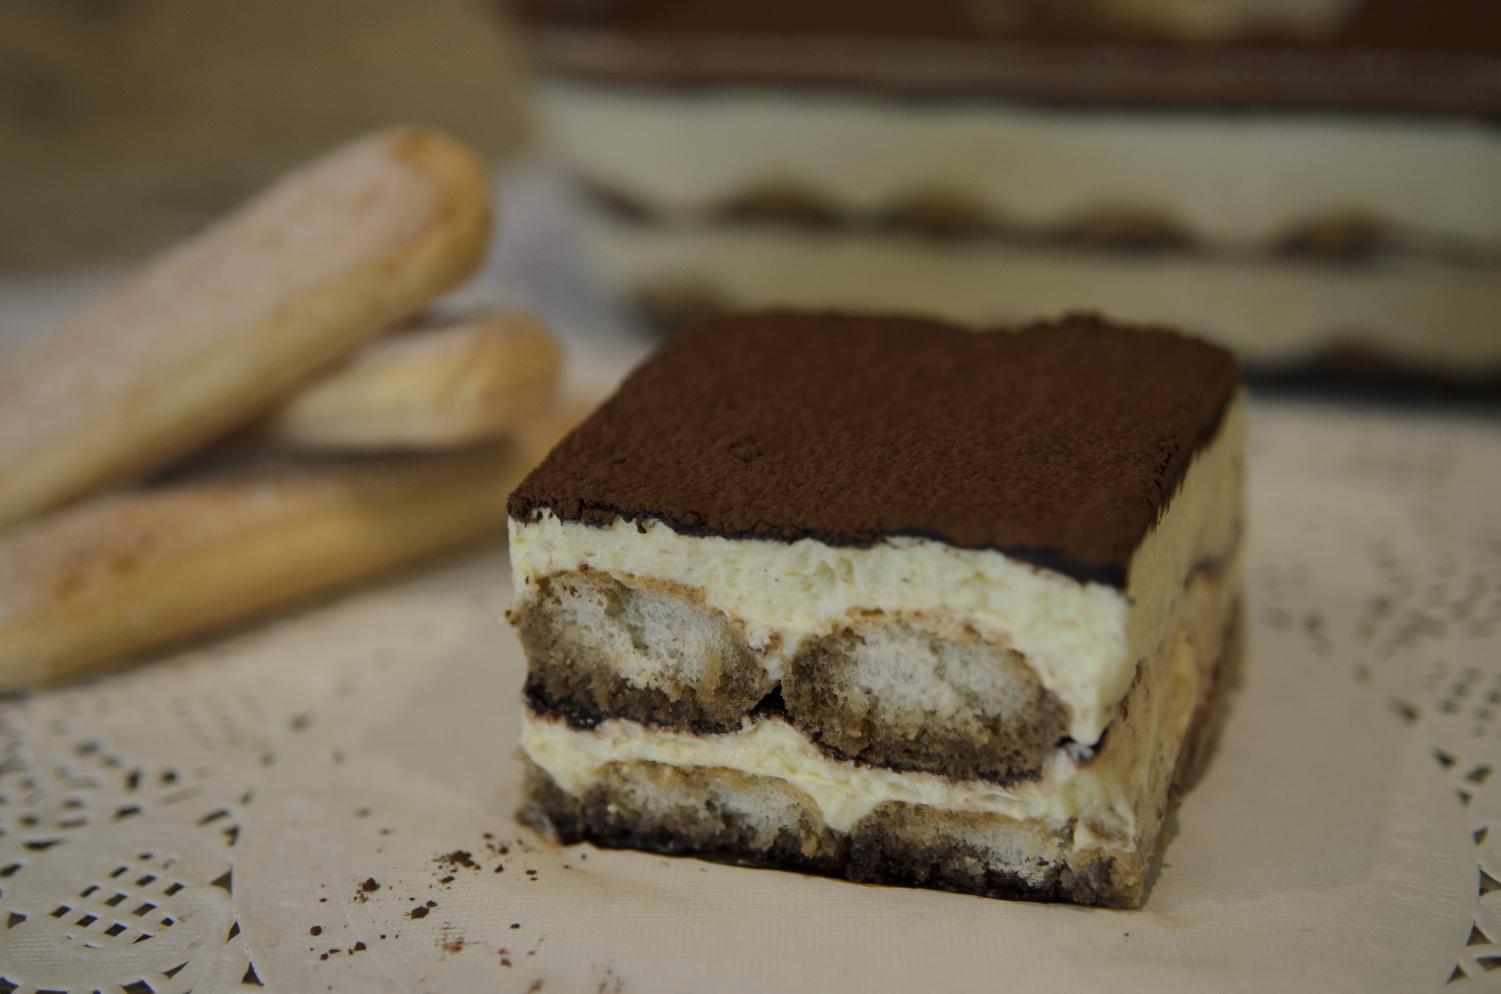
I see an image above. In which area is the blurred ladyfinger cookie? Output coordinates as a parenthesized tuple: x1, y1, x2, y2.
(0, 409, 580, 690)
(262, 309, 560, 452)
(0, 126, 492, 528)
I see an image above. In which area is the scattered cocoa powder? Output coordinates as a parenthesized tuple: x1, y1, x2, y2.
(436, 850, 479, 870)
(437, 927, 466, 954)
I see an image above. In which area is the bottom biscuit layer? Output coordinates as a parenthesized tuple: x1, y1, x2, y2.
(521, 758, 1131, 905)
(519, 605, 1242, 908)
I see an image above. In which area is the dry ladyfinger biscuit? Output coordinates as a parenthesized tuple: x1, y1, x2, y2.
(0, 404, 583, 690)
(261, 309, 561, 452)
(0, 127, 492, 528)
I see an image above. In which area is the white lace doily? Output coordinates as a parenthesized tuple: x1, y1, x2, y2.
(0, 395, 1495, 993)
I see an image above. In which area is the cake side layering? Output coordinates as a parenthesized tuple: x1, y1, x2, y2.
(513, 0, 1501, 386)
(508, 311, 1244, 907)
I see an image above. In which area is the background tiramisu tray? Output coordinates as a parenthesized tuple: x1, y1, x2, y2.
(510, 0, 1501, 389)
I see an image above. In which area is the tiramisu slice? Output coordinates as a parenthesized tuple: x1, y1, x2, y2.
(509, 311, 1244, 907)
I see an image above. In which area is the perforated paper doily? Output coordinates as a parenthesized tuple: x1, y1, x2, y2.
(0, 395, 1496, 994)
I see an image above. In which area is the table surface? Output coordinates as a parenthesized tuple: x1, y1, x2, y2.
(0, 169, 1498, 994)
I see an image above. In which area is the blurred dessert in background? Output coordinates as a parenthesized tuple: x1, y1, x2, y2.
(509, 0, 1501, 389)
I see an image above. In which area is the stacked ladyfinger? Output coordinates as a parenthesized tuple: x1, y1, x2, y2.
(0, 128, 569, 688)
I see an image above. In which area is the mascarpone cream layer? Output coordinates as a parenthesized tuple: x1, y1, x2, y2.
(542, 80, 1501, 251)
(510, 400, 1242, 746)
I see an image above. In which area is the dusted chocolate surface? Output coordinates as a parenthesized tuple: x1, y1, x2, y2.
(507, 311, 1238, 586)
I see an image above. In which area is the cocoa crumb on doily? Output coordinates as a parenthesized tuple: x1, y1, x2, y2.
(355, 808, 370, 818)
(527, 981, 544, 993)
(409, 906, 431, 920)
(361, 877, 380, 892)
(510, 923, 521, 929)
(439, 875, 455, 884)
(438, 927, 466, 954)
(353, 942, 367, 953)
(436, 849, 479, 870)
(310, 925, 322, 936)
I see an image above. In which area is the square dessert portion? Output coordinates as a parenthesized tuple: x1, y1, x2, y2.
(508, 310, 1244, 907)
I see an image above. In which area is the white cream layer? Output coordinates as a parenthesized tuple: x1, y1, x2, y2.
(542, 80, 1501, 252)
(510, 399, 1242, 746)
(579, 213, 1501, 372)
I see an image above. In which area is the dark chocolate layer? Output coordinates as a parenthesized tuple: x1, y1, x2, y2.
(513, 0, 1501, 53)
(508, 311, 1238, 587)
(512, 0, 1501, 113)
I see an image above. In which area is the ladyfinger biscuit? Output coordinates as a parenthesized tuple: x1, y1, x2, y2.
(0, 127, 492, 528)
(262, 309, 560, 452)
(0, 447, 544, 690)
